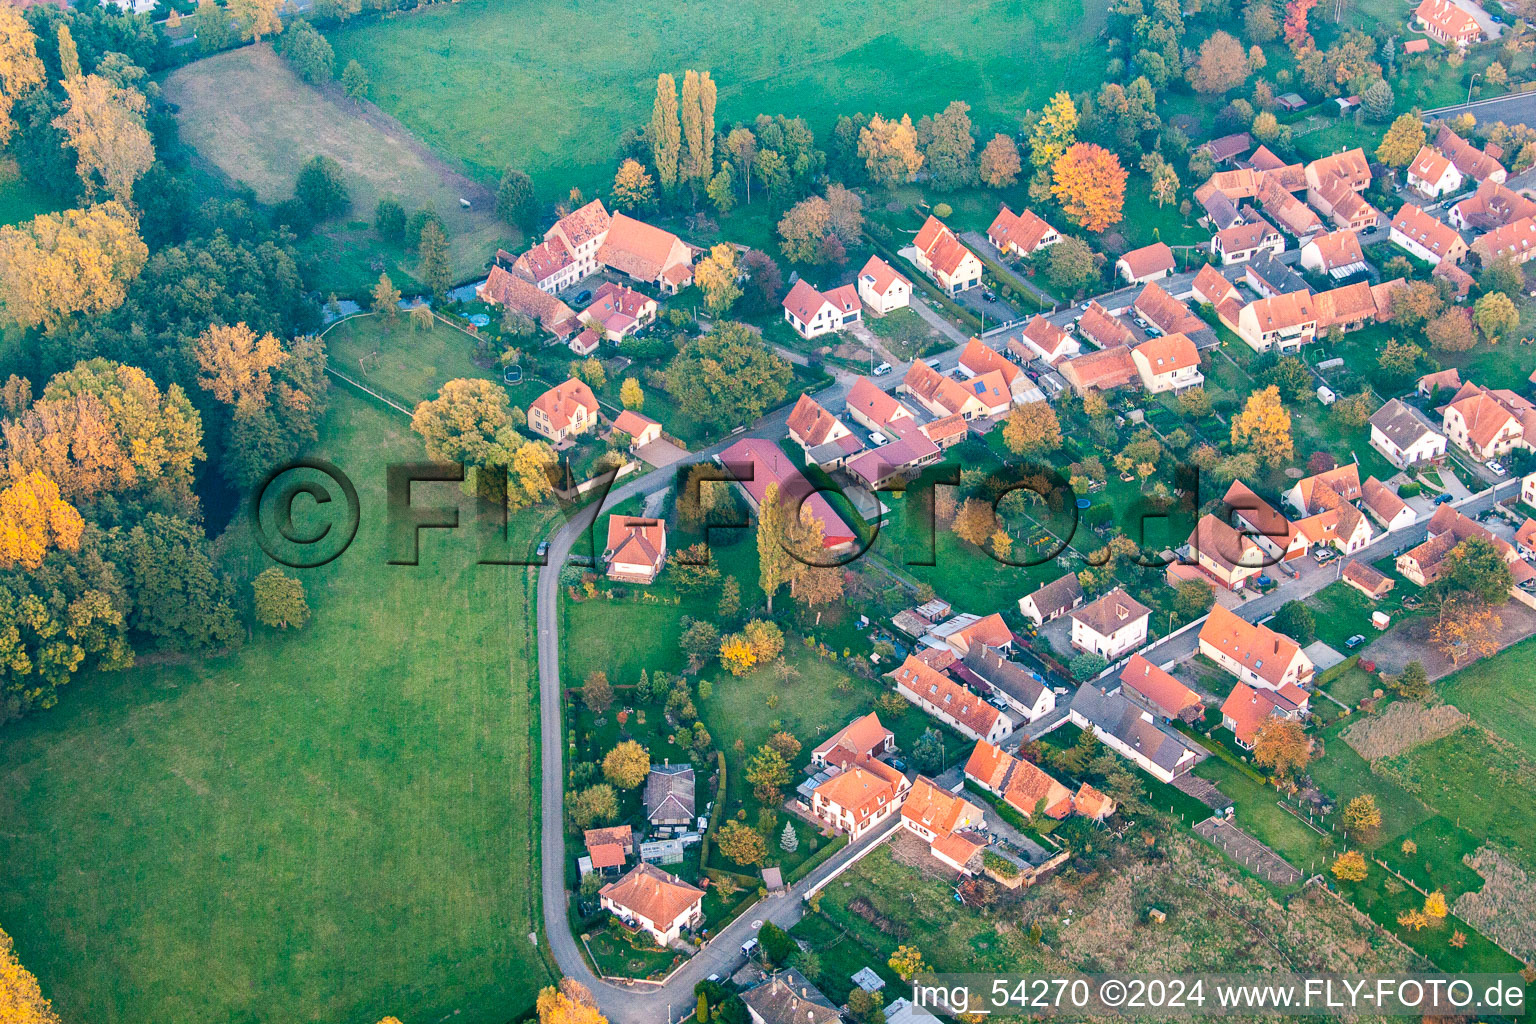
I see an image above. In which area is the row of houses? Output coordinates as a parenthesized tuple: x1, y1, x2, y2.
(1190, 260, 1401, 354)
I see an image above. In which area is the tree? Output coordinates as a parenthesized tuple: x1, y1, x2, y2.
(719, 632, 757, 675)
(1175, 577, 1215, 618)
(1331, 850, 1369, 882)
(295, 155, 350, 222)
(1425, 307, 1475, 352)
(1474, 291, 1519, 342)
(571, 784, 619, 828)
(227, 0, 284, 41)
(706, 164, 735, 214)
(741, 248, 783, 312)
(341, 59, 369, 101)
(858, 113, 924, 186)
(536, 979, 607, 1024)
(1253, 717, 1311, 779)
(0, 470, 83, 570)
(746, 744, 792, 802)
(1376, 338, 1423, 384)
(680, 68, 716, 187)
(375, 199, 406, 241)
(252, 566, 309, 629)
(1394, 660, 1431, 702)
(1430, 594, 1503, 667)
(888, 945, 927, 982)
(649, 73, 681, 194)
(679, 619, 721, 665)
(1043, 236, 1103, 294)
(1271, 600, 1316, 644)
(716, 820, 767, 865)
(720, 576, 741, 617)
(114, 513, 241, 651)
(979, 133, 1022, 187)
(372, 272, 402, 316)
(918, 100, 977, 189)
(743, 619, 784, 664)
(1361, 79, 1394, 121)
(1001, 401, 1063, 456)
(0, 7, 45, 147)
(779, 820, 799, 852)
(195, 0, 232, 53)
(752, 148, 791, 206)
(0, 201, 147, 334)
(582, 670, 614, 714)
(1030, 91, 1079, 168)
(611, 158, 656, 213)
(694, 243, 741, 313)
(952, 497, 996, 547)
(667, 321, 792, 428)
(1051, 143, 1127, 232)
(1192, 31, 1249, 92)
(1393, 280, 1444, 330)
(912, 728, 946, 773)
(725, 126, 758, 202)
(1376, 113, 1427, 167)
(602, 739, 649, 788)
(1251, 110, 1281, 144)
(620, 378, 644, 410)
(412, 378, 520, 466)
(777, 194, 832, 263)
(193, 322, 284, 416)
(1231, 385, 1294, 467)
(278, 20, 334, 85)
(54, 73, 152, 202)
(496, 168, 537, 228)
(1071, 652, 1108, 680)
(1341, 794, 1382, 841)
(1396, 909, 1430, 931)
(1439, 537, 1515, 604)
(1424, 890, 1448, 919)
(417, 220, 452, 298)
(767, 731, 801, 761)
(0, 923, 60, 1024)
(847, 988, 886, 1024)
(1481, 255, 1525, 297)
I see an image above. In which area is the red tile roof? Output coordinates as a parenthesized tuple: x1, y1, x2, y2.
(530, 377, 599, 433)
(987, 204, 1059, 254)
(913, 216, 977, 277)
(787, 393, 843, 446)
(858, 255, 910, 296)
(718, 438, 856, 547)
(1220, 682, 1283, 745)
(1200, 604, 1306, 689)
(605, 515, 665, 570)
(1119, 653, 1203, 719)
(599, 863, 704, 926)
(1117, 242, 1175, 279)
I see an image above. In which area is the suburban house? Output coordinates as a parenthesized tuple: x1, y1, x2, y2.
(1059, 346, 1140, 395)
(1436, 125, 1507, 184)
(477, 265, 579, 340)
(1360, 476, 1417, 533)
(1342, 559, 1396, 600)
(1077, 301, 1139, 348)
(1440, 382, 1536, 459)
(1520, 518, 1536, 558)
(1244, 253, 1309, 298)
(901, 359, 1011, 420)
(1220, 681, 1307, 749)
(1131, 333, 1204, 394)
(1070, 587, 1151, 661)
(1133, 281, 1207, 337)
(810, 757, 910, 839)
(1192, 263, 1244, 326)
(583, 282, 657, 341)
(959, 645, 1055, 721)
(567, 327, 600, 356)
(1199, 604, 1316, 692)
(958, 338, 1042, 404)
(1414, 0, 1483, 46)
(1284, 462, 1364, 515)
(1307, 174, 1384, 232)
(1472, 215, 1536, 266)
(1390, 204, 1468, 266)
(891, 654, 1014, 744)
(911, 216, 983, 293)
(937, 611, 1014, 658)
(855, 256, 912, 315)
(603, 515, 667, 584)
(1396, 503, 1532, 588)
(1212, 218, 1284, 264)
(1068, 683, 1200, 782)
(812, 712, 895, 768)
(1115, 242, 1175, 284)
(741, 972, 841, 1024)
(644, 764, 696, 827)
(1450, 180, 1536, 230)
(1019, 573, 1084, 625)
(844, 375, 917, 435)
(1236, 291, 1318, 353)
(1300, 229, 1369, 280)
(1435, 260, 1478, 298)
(1258, 179, 1324, 241)
(612, 409, 662, 449)
(717, 437, 859, 551)
(1370, 397, 1448, 468)
(1313, 280, 1382, 334)
(782, 279, 861, 339)
(1407, 145, 1464, 197)
(539, 199, 614, 282)
(786, 393, 861, 467)
(986, 204, 1062, 257)
(965, 740, 1074, 819)
(1118, 653, 1204, 722)
(899, 776, 988, 873)
(599, 863, 704, 945)
(1186, 513, 1269, 589)
(582, 825, 634, 877)
(527, 378, 599, 443)
(1008, 315, 1080, 365)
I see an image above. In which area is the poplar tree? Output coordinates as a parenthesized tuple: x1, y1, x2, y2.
(649, 72, 681, 195)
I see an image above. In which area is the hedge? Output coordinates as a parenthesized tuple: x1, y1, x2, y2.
(699, 750, 728, 870)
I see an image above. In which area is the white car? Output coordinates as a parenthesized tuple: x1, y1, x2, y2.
(873, 361, 892, 376)
(1487, 460, 1506, 475)
(1062, 321, 1076, 333)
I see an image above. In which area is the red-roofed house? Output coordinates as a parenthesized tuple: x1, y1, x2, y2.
(599, 863, 705, 944)
(1200, 604, 1315, 691)
(584, 282, 657, 341)
(987, 204, 1063, 257)
(1300, 229, 1369, 279)
(583, 825, 634, 875)
(1442, 384, 1536, 459)
(1220, 682, 1300, 748)
(912, 216, 983, 293)
(1115, 242, 1176, 284)
(603, 515, 667, 584)
(958, 338, 1036, 403)
(782, 279, 862, 339)
(1212, 218, 1284, 264)
(1187, 513, 1271, 590)
(1007, 315, 1081, 365)
(856, 256, 912, 315)
(1236, 291, 1319, 353)
(1119, 654, 1205, 722)
(1407, 145, 1463, 197)
(477, 265, 579, 340)
(612, 410, 662, 449)
(1059, 346, 1140, 395)
(599, 212, 695, 293)
(844, 376, 916, 435)
(812, 712, 895, 768)
(528, 378, 599, 442)
(786, 393, 855, 458)
(892, 655, 1013, 743)
(810, 757, 910, 839)
(1133, 282, 1207, 337)
(900, 776, 988, 873)
(1472, 216, 1536, 266)
(1192, 263, 1243, 328)
(1076, 301, 1138, 349)
(717, 438, 858, 551)
(1450, 180, 1536, 231)
(542, 199, 612, 280)
(901, 359, 1010, 419)
(1435, 126, 1508, 185)
(1284, 462, 1364, 514)
(1131, 334, 1204, 393)
(1415, 0, 1483, 48)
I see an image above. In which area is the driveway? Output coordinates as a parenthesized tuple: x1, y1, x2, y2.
(960, 230, 1061, 309)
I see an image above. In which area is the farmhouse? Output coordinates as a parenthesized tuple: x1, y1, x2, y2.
(1115, 242, 1175, 284)
(542, 199, 613, 280)
(899, 776, 988, 873)
(718, 438, 858, 551)
(964, 740, 1074, 819)
(1258, 178, 1324, 241)
(810, 756, 910, 839)
(477, 265, 579, 339)
(600, 212, 695, 293)
(1118, 653, 1204, 722)
(602, 515, 666, 584)
(987, 204, 1062, 257)
(1300, 229, 1369, 280)
(1018, 573, 1084, 624)
(1068, 684, 1200, 782)
(1199, 132, 1253, 165)
(911, 216, 983, 293)
(1390, 204, 1468, 266)
(1131, 333, 1204, 393)
(1199, 604, 1315, 691)
(812, 712, 894, 768)
(599, 863, 704, 945)
(527, 378, 599, 443)
(1211, 218, 1283, 264)
(1007, 315, 1080, 365)
(856, 256, 912, 314)
(782, 279, 861, 339)
(892, 654, 1013, 743)
(1370, 398, 1448, 468)
(1414, 0, 1483, 46)
(1070, 587, 1151, 661)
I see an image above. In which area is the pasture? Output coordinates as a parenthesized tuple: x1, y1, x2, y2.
(327, 0, 1111, 195)
(164, 45, 515, 293)
(0, 394, 550, 1024)
(1441, 635, 1536, 760)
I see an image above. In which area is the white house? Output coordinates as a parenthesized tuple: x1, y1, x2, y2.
(1069, 588, 1151, 661)
(1211, 219, 1284, 265)
(855, 256, 912, 315)
(1131, 334, 1204, 393)
(1068, 684, 1200, 782)
(1369, 398, 1448, 468)
(1407, 146, 1465, 198)
(1389, 204, 1469, 266)
(809, 758, 910, 840)
(598, 863, 705, 945)
(782, 280, 861, 339)
(912, 216, 983, 293)
(1198, 604, 1315, 691)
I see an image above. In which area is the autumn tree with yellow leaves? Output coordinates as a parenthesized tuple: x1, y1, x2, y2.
(1230, 385, 1294, 467)
(0, 925, 61, 1024)
(1050, 143, 1126, 232)
(194, 323, 285, 417)
(0, 470, 85, 570)
(0, 202, 148, 334)
(0, 7, 45, 146)
(537, 979, 608, 1024)
(227, 0, 284, 42)
(54, 75, 154, 202)
(693, 243, 741, 314)
(719, 632, 757, 675)
(858, 113, 923, 186)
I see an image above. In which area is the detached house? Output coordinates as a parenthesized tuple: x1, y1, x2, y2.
(718, 437, 859, 551)
(856, 256, 912, 315)
(911, 216, 983, 293)
(1361, 476, 1417, 533)
(1192, 263, 1244, 327)
(892, 654, 1013, 744)
(1436, 126, 1506, 184)
(1441, 382, 1536, 459)
(1118, 654, 1204, 723)
(583, 282, 657, 341)
(1391, 204, 1468, 266)
(1186, 513, 1268, 590)
(1131, 333, 1203, 393)
(1212, 218, 1284, 264)
(1019, 573, 1083, 625)
(599, 863, 704, 945)
(612, 410, 661, 449)
(1115, 242, 1176, 284)
(901, 359, 1010, 420)
(987, 204, 1062, 257)
(1077, 301, 1139, 349)
(812, 712, 895, 768)
(1070, 587, 1151, 662)
(1370, 398, 1448, 468)
(786, 393, 860, 467)
(1470, 216, 1536, 266)
(1199, 604, 1315, 692)
(603, 515, 666, 584)
(900, 777, 988, 873)
(527, 378, 599, 443)
(1236, 291, 1319, 353)
(1415, 0, 1483, 45)
(810, 757, 910, 839)
(961, 646, 1055, 721)
(1450, 180, 1536, 230)
(1300, 229, 1369, 280)
(1407, 146, 1464, 198)
(1220, 681, 1308, 749)
(1283, 462, 1363, 515)
(782, 279, 861, 339)
(1008, 315, 1081, 365)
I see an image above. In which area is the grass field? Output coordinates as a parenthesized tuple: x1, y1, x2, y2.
(323, 312, 500, 406)
(164, 45, 516, 295)
(1441, 635, 1536, 760)
(328, 0, 1111, 196)
(0, 393, 550, 1024)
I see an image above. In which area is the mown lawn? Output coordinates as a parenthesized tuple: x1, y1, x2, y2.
(0, 393, 550, 1024)
(1440, 635, 1536, 760)
(323, 312, 498, 406)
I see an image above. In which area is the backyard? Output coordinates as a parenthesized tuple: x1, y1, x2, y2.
(0, 393, 550, 1024)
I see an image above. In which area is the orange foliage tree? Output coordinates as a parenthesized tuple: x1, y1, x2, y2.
(0, 469, 85, 569)
(1050, 143, 1126, 232)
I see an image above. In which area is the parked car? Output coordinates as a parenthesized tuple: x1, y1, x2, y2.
(1487, 460, 1506, 475)
(741, 938, 759, 958)
(873, 361, 893, 376)
(536, 541, 549, 557)
(1345, 634, 1366, 648)
(1313, 547, 1338, 564)
(1062, 321, 1076, 333)
(888, 758, 907, 772)
(1434, 493, 1456, 505)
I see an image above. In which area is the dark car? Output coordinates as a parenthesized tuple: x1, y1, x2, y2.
(573, 289, 593, 305)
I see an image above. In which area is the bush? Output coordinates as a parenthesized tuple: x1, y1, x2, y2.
(1397, 481, 1422, 498)
(933, 202, 953, 218)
